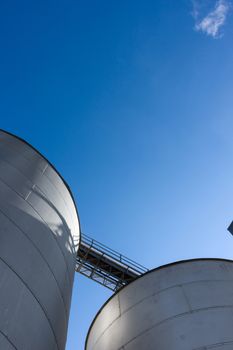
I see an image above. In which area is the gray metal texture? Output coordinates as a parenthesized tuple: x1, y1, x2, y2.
(0, 130, 80, 350)
(86, 258, 233, 350)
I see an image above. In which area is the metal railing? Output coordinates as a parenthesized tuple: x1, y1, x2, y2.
(76, 233, 149, 292)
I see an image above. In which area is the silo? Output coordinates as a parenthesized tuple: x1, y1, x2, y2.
(86, 258, 233, 350)
(0, 130, 80, 350)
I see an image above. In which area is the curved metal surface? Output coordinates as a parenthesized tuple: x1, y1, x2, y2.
(0, 130, 80, 350)
(86, 258, 233, 350)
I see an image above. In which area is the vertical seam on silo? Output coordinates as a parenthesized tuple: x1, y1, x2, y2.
(180, 284, 192, 312)
(0, 256, 60, 350)
(42, 163, 48, 174)
(32, 185, 76, 255)
(0, 206, 69, 323)
(0, 147, 77, 251)
(0, 130, 80, 247)
(0, 176, 73, 287)
(24, 187, 76, 278)
(25, 184, 35, 201)
(0, 329, 18, 350)
(121, 306, 233, 349)
(118, 294, 122, 316)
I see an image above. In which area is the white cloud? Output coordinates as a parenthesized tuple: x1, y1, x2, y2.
(193, 0, 230, 38)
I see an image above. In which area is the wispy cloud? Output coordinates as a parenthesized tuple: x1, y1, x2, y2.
(192, 0, 230, 38)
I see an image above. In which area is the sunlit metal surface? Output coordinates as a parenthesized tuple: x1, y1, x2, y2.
(0, 130, 80, 350)
(86, 259, 233, 350)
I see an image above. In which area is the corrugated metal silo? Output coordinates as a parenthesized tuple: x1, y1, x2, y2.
(86, 259, 233, 350)
(0, 130, 80, 350)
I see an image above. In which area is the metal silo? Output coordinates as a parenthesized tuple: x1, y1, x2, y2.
(86, 258, 233, 350)
(0, 130, 80, 350)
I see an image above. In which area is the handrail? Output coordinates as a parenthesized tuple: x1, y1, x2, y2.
(81, 233, 148, 273)
(76, 232, 149, 291)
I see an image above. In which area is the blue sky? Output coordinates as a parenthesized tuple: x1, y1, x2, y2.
(1, 0, 233, 349)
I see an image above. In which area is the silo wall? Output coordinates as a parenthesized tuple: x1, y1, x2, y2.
(86, 258, 233, 350)
(0, 130, 80, 350)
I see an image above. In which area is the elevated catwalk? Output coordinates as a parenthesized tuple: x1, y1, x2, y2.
(76, 233, 148, 291)
(0, 129, 146, 350)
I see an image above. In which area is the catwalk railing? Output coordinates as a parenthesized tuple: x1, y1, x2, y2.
(76, 233, 149, 291)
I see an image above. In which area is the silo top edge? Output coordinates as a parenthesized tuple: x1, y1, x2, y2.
(0, 128, 81, 250)
(85, 257, 233, 349)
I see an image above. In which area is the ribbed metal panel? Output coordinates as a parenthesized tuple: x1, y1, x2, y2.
(86, 259, 233, 350)
(0, 130, 80, 350)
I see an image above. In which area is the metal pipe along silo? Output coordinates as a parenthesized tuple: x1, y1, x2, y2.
(0, 130, 80, 350)
(86, 259, 233, 350)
